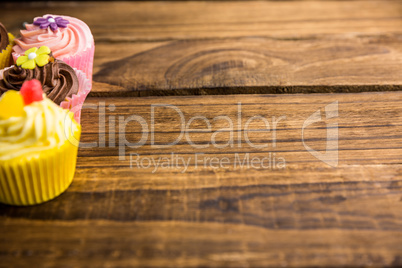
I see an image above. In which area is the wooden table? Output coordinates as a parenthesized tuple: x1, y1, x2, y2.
(1, 1, 402, 267)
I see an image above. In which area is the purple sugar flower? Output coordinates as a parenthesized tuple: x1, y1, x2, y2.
(33, 16, 69, 31)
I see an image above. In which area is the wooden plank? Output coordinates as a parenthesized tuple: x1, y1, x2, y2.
(1, 92, 401, 267)
(2, 220, 402, 267)
(1, 1, 402, 95)
(75, 91, 402, 168)
(3, 1, 402, 41)
(91, 37, 402, 96)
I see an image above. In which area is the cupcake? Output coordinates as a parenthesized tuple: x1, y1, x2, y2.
(1, 46, 91, 123)
(0, 79, 81, 206)
(0, 23, 15, 69)
(12, 15, 94, 84)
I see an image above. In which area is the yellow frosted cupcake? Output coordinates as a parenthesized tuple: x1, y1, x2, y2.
(0, 79, 81, 206)
(0, 23, 15, 69)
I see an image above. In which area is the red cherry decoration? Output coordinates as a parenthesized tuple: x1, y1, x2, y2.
(20, 79, 43, 105)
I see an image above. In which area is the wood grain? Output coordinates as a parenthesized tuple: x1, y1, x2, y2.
(1, 1, 402, 95)
(1, 91, 402, 267)
(2, 220, 402, 267)
(92, 37, 402, 96)
(3, 1, 402, 41)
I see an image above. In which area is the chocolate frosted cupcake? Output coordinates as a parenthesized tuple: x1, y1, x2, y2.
(0, 23, 15, 69)
(0, 57, 79, 105)
(1, 45, 90, 123)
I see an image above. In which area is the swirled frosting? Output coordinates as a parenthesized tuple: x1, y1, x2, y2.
(0, 59, 79, 104)
(0, 95, 80, 161)
(0, 23, 9, 51)
(13, 14, 93, 58)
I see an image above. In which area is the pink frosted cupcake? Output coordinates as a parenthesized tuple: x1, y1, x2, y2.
(12, 15, 94, 86)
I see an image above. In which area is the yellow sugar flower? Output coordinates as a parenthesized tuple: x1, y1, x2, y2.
(16, 46, 51, 70)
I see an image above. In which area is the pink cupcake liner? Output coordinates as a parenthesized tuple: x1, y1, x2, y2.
(61, 42, 95, 84)
(60, 68, 91, 124)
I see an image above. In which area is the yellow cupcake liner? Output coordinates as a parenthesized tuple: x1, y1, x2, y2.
(0, 127, 81, 206)
(0, 33, 15, 69)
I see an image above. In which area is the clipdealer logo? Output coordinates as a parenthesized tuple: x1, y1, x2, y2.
(70, 100, 339, 172)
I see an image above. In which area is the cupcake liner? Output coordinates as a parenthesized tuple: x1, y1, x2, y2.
(0, 33, 15, 69)
(61, 41, 95, 84)
(60, 68, 92, 124)
(0, 127, 81, 206)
